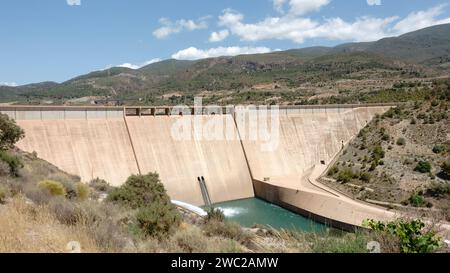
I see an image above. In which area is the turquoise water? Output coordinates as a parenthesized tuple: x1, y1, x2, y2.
(212, 198, 327, 233)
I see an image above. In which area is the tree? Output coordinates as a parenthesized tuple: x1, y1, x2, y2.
(0, 113, 24, 150)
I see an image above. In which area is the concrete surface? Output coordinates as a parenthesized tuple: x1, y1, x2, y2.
(16, 119, 139, 186)
(238, 107, 398, 227)
(125, 115, 254, 206)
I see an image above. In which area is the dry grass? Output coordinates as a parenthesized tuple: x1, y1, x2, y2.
(0, 197, 103, 253)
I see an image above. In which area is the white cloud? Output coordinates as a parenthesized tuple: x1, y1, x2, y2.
(393, 4, 450, 34)
(0, 82, 18, 87)
(273, 0, 287, 13)
(66, 0, 81, 6)
(209, 29, 230, 42)
(172, 46, 273, 60)
(288, 0, 331, 16)
(153, 17, 209, 39)
(367, 0, 381, 6)
(218, 4, 450, 44)
(105, 58, 162, 70)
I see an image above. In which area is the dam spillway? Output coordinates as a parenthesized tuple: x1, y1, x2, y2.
(0, 104, 397, 228)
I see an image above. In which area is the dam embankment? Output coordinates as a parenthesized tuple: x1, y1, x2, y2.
(0, 104, 399, 228)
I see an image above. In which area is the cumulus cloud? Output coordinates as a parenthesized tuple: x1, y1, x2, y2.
(218, 4, 450, 44)
(272, 0, 330, 15)
(153, 17, 209, 39)
(367, 0, 381, 6)
(0, 82, 18, 87)
(171, 46, 273, 60)
(273, 0, 287, 13)
(105, 58, 162, 70)
(66, 0, 81, 6)
(392, 4, 450, 34)
(288, 0, 331, 16)
(209, 29, 230, 42)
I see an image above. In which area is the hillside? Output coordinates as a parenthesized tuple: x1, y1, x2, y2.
(1, 24, 449, 105)
(323, 78, 450, 222)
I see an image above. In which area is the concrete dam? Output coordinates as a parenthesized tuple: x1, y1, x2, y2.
(0, 104, 398, 228)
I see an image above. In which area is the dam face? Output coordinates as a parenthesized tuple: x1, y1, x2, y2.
(0, 105, 396, 227)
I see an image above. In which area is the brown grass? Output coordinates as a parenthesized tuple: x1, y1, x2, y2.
(0, 197, 103, 253)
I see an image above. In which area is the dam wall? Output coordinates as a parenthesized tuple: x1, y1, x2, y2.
(0, 106, 254, 206)
(125, 115, 254, 205)
(0, 104, 400, 226)
(236, 106, 397, 227)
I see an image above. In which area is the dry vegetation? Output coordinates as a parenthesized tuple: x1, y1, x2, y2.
(324, 79, 450, 222)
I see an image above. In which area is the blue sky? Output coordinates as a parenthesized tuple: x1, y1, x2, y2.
(1, 0, 450, 85)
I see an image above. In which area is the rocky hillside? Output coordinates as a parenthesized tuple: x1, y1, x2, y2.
(324, 78, 450, 221)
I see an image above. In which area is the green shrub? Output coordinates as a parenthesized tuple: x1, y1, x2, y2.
(0, 113, 25, 150)
(135, 201, 181, 238)
(76, 182, 90, 201)
(364, 219, 441, 253)
(372, 145, 385, 161)
(408, 194, 426, 207)
(426, 182, 450, 197)
(89, 178, 112, 193)
(0, 150, 23, 176)
(414, 161, 432, 173)
(359, 172, 371, 182)
(396, 138, 406, 146)
(205, 207, 225, 223)
(37, 180, 66, 197)
(337, 168, 356, 183)
(432, 145, 445, 154)
(108, 173, 170, 209)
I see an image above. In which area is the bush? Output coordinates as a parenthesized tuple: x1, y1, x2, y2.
(108, 173, 170, 209)
(0, 185, 8, 204)
(135, 201, 181, 238)
(0, 160, 10, 176)
(432, 145, 445, 154)
(414, 161, 432, 173)
(173, 227, 208, 253)
(372, 145, 385, 161)
(76, 183, 90, 201)
(89, 178, 112, 193)
(396, 138, 406, 146)
(0, 150, 23, 176)
(359, 172, 371, 182)
(0, 113, 25, 150)
(205, 207, 225, 223)
(439, 158, 450, 180)
(48, 196, 78, 225)
(426, 182, 450, 197)
(408, 194, 426, 207)
(337, 168, 356, 183)
(364, 219, 441, 253)
(202, 220, 253, 246)
(37, 180, 66, 197)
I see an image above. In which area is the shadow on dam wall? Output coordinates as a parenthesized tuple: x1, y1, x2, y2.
(0, 104, 398, 227)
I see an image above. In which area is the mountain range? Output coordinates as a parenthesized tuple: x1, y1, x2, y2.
(1, 23, 450, 104)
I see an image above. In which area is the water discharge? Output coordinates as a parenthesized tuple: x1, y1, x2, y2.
(213, 198, 327, 232)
